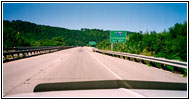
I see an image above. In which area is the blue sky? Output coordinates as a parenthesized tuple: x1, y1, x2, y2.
(3, 3, 187, 33)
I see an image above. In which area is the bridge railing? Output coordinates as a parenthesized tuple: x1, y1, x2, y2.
(3, 46, 74, 62)
(93, 48, 187, 69)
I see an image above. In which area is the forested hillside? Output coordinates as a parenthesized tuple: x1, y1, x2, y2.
(3, 20, 110, 47)
(3, 20, 187, 62)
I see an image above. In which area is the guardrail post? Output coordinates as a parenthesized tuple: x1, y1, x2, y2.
(149, 61, 155, 67)
(22, 53, 26, 57)
(17, 53, 20, 58)
(140, 59, 146, 64)
(27, 52, 30, 56)
(11, 54, 14, 59)
(3, 55, 7, 61)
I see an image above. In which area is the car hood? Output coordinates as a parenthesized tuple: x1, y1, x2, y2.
(5, 80, 187, 98)
(7, 88, 187, 97)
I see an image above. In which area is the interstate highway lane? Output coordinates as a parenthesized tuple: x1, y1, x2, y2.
(3, 47, 187, 96)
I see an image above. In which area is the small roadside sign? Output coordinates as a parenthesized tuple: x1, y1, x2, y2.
(89, 41, 96, 46)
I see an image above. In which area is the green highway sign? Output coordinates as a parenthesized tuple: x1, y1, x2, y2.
(89, 41, 96, 46)
(110, 31, 127, 43)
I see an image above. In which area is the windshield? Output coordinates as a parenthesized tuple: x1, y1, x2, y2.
(2, 2, 187, 98)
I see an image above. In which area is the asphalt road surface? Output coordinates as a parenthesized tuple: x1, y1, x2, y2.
(3, 47, 187, 97)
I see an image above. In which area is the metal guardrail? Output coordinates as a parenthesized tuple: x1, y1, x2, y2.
(93, 48, 187, 69)
(3, 46, 72, 51)
(3, 46, 74, 62)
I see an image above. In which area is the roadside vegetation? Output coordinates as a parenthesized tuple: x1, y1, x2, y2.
(97, 22, 187, 62)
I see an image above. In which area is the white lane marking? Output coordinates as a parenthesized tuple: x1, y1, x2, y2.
(85, 49, 122, 80)
(85, 48, 146, 97)
(120, 88, 145, 97)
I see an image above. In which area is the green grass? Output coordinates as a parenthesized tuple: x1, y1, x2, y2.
(183, 69, 187, 77)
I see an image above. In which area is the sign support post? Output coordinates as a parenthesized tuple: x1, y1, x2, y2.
(111, 43, 113, 51)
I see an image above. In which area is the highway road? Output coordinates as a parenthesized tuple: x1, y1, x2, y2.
(3, 47, 187, 97)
